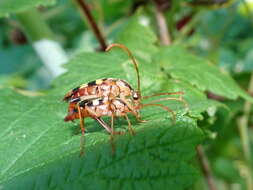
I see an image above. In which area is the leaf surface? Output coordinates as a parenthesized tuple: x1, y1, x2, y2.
(0, 88, 203, 190)
(0, 0, 55, 17)
(155, 46, 253, 102)
(0, 13, 230, 190)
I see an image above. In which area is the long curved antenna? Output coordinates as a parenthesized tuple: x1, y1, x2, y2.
(106, 43, 141, 96)
(124, 114, 135, 136)
(77, 105, 85, 156)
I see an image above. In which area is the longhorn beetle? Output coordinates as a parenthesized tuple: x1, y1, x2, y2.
(63, 44, 188, 155)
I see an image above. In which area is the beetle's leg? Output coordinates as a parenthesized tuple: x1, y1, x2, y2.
(139, 103, 176, 123)
(77, 104, 85, 136)
(95, 117, 119, 155)
(83, 105, 113, 133)
(120, 97, 136, 113)
(129, 108, 147, 123)
(93, 117, 113, 134)
(124, 114, 135, 135)
(77, 104, 85, 156)
(145, 97, 189, 111)
(118, 97, 147, 123)
(135, 116, 148, 123)
(142, 92, 188, 110)
(111, 114, 114, 134)
(93, 116, 123, 135)
(142, 92, 184, 99)
(110, 114, 115, 154)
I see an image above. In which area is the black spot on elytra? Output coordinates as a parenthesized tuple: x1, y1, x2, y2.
(99, 99, 103, 105)
(120, 80, 133, 90)
(72, 86, 80, 93)
(87, 101, 93, 107)
(70, 97, 81, 103)
(79, 99, 89, 107)
(88, 80, 96, 86)
(119, 99, 127, 105)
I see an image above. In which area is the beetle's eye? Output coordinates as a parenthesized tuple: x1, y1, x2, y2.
(133, 92, 139, 100)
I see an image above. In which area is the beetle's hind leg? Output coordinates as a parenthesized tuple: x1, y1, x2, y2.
(110, 115, 115, 153)
(139, 103, 176, 123)
(94, 116, 120, 155)
(124, 114, 135, 136)
(77, 105, 85, 136)
(77, 104, 85, 156)
(142, 92, 189, 111)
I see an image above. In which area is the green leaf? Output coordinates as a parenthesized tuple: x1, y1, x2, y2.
(0, 88, 203, 190)
(0, 0, 55, 18)
(0, 45, 41, 74)
(0, 12, 228, 190)
(51, 12, 224, 118)
(163, 79, 224, 119)
(115, 13, 158, 63)
(52, 50, 221, 118)
(155, 46, 253, 102)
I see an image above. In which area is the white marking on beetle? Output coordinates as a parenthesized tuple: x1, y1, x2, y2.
(92, 99, 100, 106)
(96, 79, 103, 84)
(80, 83, 88, 88)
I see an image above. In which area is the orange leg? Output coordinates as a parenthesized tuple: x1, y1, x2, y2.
(111, 114, 114, 134)
(124, 114, 135, 135)
(94, 117, 113, 133)
(94, 116, 121, 155)
(142, 92, 184, 99)
(110, 115, 115, 154)
(146, 97, 189, 111)
(77, 105, 85, 156)
(93, 116, 124, 135)
(77, 105, 85, 136)
(84, 106, 114, 134)
(135, 116, 147, 123)
(139, 103, 176, 122)
(116, 97, 147, 124)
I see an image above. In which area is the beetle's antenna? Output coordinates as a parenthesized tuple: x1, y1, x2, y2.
(106, 43, 141, 97)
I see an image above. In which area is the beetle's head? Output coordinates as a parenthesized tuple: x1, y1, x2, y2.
(132, 91, 141, 105)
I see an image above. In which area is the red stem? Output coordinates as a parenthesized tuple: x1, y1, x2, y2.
(75, 0, 107, 51)
(196, 145, 217, 190)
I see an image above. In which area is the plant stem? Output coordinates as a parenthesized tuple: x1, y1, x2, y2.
(196, 145, 217, 190)
(174, 12, 199, 45)
(16, 9, 54, 41)
(237, 1, 253, 190)
(74, 0, 107, 51)
(153, 0, 171, 45)
(237, 75, 253, 190)
(16, 8, 67, 77)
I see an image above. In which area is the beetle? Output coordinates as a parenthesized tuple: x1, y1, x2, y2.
(63, 44, 141, 104)
(63, 44, 142, 135)
(65, 92, 187, 136)
(63, 44, 187, 155)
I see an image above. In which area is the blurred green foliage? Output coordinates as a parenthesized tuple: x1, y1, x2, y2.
(0, 0, 253, 190)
